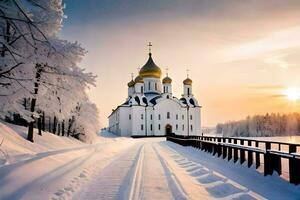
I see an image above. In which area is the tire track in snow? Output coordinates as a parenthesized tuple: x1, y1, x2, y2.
(73, 143, 144, 200)
(152, 143, 188, 200)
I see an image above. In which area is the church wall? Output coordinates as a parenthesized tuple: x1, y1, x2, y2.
(154, 99, 184, 136)
(131, 106, 147, 136)
(119, 107, 132, 136)
(108, 108, 120, 135)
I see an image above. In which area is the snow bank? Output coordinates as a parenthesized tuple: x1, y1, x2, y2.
(0, 121, 85, 165)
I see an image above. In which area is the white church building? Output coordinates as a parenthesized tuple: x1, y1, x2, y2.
(108, 46, 201, 137)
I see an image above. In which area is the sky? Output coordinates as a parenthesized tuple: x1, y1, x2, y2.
(61, 0, 300, 127)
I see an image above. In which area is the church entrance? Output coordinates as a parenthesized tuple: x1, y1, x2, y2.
(165, 124, 172, 136)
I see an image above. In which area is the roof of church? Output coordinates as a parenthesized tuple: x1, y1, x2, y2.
(183, 77, 192, 85)
(162, 76, 172, 84)
(139, 53, 162, 78)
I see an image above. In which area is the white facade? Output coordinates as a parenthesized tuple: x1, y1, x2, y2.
(108, 52, 201, 137)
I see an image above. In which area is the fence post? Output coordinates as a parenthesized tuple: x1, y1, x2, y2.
(233, 139, 238, 163)
(240, 139, 245, 164)
(248, 140, 253, 168)
(228, 138, 232, 161)
(217, 138, 222, 157)
(289, 144, 300, 185)
(264, 142, 273, 176)
(222, 138, 227, 159)
(255, 141, 260, 169)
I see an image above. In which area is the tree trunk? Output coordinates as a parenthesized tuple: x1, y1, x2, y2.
(38, 116, 42, 136)
(57, 123, 61, 136)
(27, 64, 42, 143)
(48, 117, 51, 132)
(42, 112, 45, 131)
(53, 116, 57, 134)
(62, 120, 65, 136)
(67, 117, 74, 137)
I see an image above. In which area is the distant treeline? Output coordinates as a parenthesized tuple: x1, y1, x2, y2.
(216, 113, 300, 137)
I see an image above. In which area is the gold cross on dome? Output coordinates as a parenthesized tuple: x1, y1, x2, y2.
(147, 42, 152, 53)
(165, 67, 169, 76)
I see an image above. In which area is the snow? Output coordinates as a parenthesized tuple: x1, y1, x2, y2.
(1, 122, 300, 200)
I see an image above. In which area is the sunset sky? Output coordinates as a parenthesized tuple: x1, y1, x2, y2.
(61, 0, 300, 127)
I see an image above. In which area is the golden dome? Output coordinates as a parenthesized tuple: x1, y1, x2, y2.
(162, 76, 172, 84)
(139, 53, 162, 78)
(183, 77, 192, 85)
(134, 75, 144, 83)
(127, 80, 135, 87)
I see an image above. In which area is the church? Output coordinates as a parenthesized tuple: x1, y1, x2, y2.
(108, 44, 201, 137)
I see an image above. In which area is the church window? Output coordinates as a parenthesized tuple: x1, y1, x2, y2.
(148, 82, 151, 90)
(158, 114, 161, 120)
(141, 124, 144, 130)
(190, 115, 193, 120)
(176, 114, 178, 120)
(150, 124, 153, 131)
(176, 124, 178, 130)
(167, 112, 170, 119)
(141, 114, 143, 120)
(182, 125, 184, 131)
(182, 115, 184, 120)
(129, 114, 131, 120)
(141, 86, 144, 93)
(167, 95, 169, 99)
(187, 88, 190, 95)
(163, 86, 165, 93)
(191, 125, 193, 131)
(158, 124, 161, 130)
(155, 83, 157, 90)
(150, 114, 153, 120)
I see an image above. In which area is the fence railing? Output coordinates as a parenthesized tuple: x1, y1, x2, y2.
(166, 134, 300, 185)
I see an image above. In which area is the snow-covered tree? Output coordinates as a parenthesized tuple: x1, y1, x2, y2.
(0, 0, 99, 143)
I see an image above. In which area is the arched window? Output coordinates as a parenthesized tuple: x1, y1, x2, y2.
(155, 83, 157, 90)
(158, 114, 161, 120)
(148, 82, 151, 90)
(159, 124, 161, 130)
(150, 124, 153, 131)
(187, 88, 190, 95)
(167, 112, 170, 119)
(191, 125, 193, 132)
(141, 86, 144, 93)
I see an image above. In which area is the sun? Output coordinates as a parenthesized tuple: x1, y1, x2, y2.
(283, 87, 300, 101)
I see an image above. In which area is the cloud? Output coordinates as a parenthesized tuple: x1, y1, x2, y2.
(225, 26, 300, 62)
(264, 54, 291, 69)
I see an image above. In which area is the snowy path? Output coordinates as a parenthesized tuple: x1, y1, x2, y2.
(1, 136, 300, 200)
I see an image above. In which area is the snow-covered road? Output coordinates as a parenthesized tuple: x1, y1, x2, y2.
(1, 134, 300, 200)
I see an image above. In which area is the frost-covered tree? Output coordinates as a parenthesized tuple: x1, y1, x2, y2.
(0, 0, 99, 143)
(216, 113, 300, 137)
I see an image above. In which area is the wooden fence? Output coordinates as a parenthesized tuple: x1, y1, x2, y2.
(166, 134, 300, 185)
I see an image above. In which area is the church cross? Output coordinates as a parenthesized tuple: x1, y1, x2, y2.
(165, 67, 169, 76)
(147, 42, 152, 53)
(131, 73, 134, 80)
(186, 69, 190, 78)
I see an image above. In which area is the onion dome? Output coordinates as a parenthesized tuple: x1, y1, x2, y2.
(183, 77, 192, 85)
(127, 80, 135, 87)
(139, 53, 162, 78)
(134, 75, 144, 83)
(162, 76, 172, 84)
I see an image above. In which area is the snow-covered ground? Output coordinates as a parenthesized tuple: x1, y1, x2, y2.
(0, 122, 300, 200)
